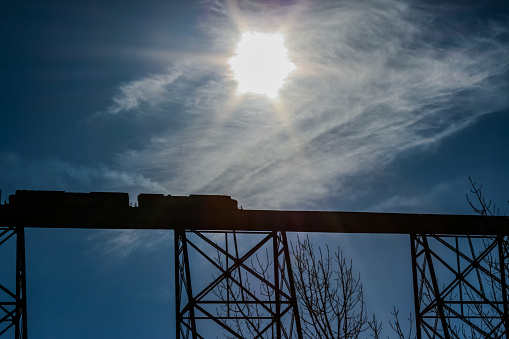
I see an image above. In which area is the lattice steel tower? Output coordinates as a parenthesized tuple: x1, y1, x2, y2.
(0, 224, 26, 339)
(411, 233, 509, 338)
(175, 228, 302, 338)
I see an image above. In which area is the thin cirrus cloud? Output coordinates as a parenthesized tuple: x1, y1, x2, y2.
(0, 151, 167, 200)
(108, 70, 184, 115)
(107, 0, 508, 210)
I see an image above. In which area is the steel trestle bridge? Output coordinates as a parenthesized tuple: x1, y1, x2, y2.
(1, 190, 508, 338)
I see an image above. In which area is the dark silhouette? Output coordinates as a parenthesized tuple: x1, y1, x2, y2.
(1, 189, 508, 338)
(292, 236, 379, 338)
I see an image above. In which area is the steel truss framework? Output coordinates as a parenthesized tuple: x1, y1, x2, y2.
(1, 189, 509, 339)
(174, 228, 302, 339)
(0, 226, 26, 339)
(411, 234, 509, 338)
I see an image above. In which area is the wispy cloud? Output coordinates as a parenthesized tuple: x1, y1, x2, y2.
(86, 229, 172, 259)
(105, 0, 509, 209)
(366, 178, 465, 213)
(109, 68, 185, 114)
(0, 152, 167, 200)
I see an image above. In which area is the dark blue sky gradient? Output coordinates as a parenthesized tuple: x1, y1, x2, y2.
(1, 0, 508, 337)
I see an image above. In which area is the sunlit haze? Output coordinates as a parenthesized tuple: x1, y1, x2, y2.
(2, 1, 509, 337)
(229, 32, 296, 98)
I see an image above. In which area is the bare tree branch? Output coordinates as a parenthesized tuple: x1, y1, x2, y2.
(291, 236, 373, 338)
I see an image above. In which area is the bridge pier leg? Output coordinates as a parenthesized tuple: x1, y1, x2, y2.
(15, 226, 27, 339)
(175, 227, 197, 339)
(411, 233, 509, 338)
(174, 229, 302, 338)
(0, 225, 27, 339)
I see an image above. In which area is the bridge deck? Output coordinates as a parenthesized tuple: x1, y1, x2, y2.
(1, 204, 507, 235)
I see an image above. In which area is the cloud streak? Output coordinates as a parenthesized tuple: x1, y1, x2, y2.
(109, 69, 185, 114)
(106, 0, 509, 209)
(86, 229, 172, 259)
(0, 152, 167, 200)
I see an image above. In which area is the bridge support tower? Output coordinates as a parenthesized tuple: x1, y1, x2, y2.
(0, 225, 26, 339)
(175, 228, 302, 339)
(411, 233, 509, 338)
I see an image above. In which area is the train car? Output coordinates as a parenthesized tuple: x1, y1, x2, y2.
(9, 190, 129, 207)
(137, 194, 238, 210)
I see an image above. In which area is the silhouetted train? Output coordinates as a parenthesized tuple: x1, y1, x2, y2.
(9, 190, 238, 210)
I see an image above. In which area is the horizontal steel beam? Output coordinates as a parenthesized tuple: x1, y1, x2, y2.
(0, 204, 507, 235)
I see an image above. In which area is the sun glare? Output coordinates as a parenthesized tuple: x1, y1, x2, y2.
(229, 32, 296, 98)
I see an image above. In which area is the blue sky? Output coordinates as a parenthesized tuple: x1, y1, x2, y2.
(1, 0, 508, 337)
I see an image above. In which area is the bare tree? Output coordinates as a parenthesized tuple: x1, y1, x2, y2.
(213, 249, 277, 339)
(466, 176, 505, 218)
(212, 233, 381, 338)
(291, 236, 377, 339)
(389, 307, 415, 339)
(464, 177, 509, 338)
(367, 314, 382, 339)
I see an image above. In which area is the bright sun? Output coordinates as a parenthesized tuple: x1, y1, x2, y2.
(229, 32, 296, 98)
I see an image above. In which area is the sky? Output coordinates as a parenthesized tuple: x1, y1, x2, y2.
(1, 0, 508, 337)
